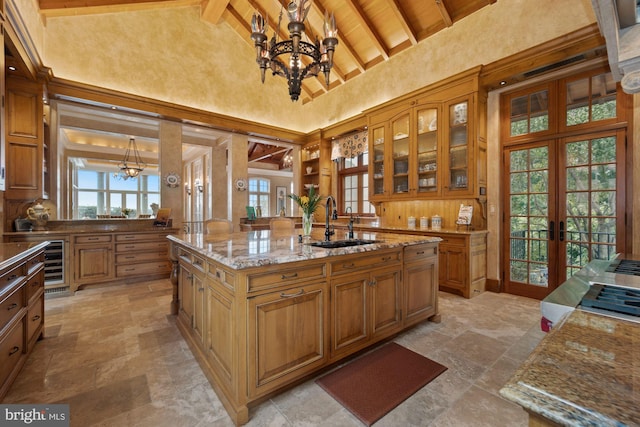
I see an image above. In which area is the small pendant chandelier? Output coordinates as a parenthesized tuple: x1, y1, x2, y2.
(117, 137, 146, 180)
(250, 0, 338, 101)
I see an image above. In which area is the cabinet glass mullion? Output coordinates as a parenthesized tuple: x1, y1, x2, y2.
(449, 101, 469, 190)
(392, 114, 409, 194)
(417, 108, 438, 193)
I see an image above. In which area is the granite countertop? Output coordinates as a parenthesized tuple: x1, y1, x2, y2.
(500, 309, 638, 426)
(0, 241, 50, 271)
(167, 229, 440, 270)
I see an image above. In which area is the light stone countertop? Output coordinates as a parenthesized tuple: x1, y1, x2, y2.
(500, 309, 638, 426)
(167, 229, 440, 270)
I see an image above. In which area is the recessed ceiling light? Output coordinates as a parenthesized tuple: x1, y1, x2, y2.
(500, 81, 507, 86)
(8, 66, 16, 71)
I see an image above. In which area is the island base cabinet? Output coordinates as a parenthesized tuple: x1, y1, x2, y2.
(403, 250, 438, 327)
(330, 266, 402, 359)
(247, 282, 328, 399)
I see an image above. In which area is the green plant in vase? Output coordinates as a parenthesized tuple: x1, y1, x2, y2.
(288, 186, 321, 236)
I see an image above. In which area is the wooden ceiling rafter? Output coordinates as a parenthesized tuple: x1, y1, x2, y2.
(344, 0, 389, 61)
(388, 0, 417, 46)
(435, 0, 453, 28)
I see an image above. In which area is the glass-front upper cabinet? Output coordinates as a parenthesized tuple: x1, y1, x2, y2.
(447, 99, 470, 193)
(371, 126, 385, 197)
(416, 107, 438, 194)
(392, 113, 410, 195)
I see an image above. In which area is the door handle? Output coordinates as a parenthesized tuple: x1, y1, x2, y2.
(559, 221, 565, 242)
(549, 221, 554, 241)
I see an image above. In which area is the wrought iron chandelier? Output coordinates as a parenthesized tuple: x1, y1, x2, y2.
(116, 137, 146, 180)
(250, 0, 338, 101)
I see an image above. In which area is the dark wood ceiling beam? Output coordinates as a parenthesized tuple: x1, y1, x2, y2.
(344, 0, 390, 60)
(388, 0, 417, 46)
(435, 0, 453, 27)
(248, 145, 288, 162)
(200, 0, 229, 25)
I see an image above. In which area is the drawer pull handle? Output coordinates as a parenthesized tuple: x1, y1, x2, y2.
(124, 245, 135, 249)
(416, 251, 425, 255)
(125, 256, 136, 259)
(87, 237, 99, 241)
(198, 287, 204, 292)
(381, 256, 392, 261)
(7, 303, 18, 311)
(280, 289, 304, 298)
(342, 263, 355, 269)
(281, 272, 298, 279)
(32, 315, 41, 321)
(9, 346, 20, 356)
(6, 274, 17, 282)
(216, 271, 221, 279)
(32, 281, 40, 287)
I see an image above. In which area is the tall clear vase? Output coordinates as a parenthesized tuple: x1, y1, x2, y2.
(302, 212, 312, 236)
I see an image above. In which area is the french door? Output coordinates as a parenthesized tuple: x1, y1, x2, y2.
(503, 129, 625, 299)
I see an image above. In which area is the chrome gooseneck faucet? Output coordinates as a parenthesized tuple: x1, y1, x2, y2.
(345, 206, 354, 239)
(325, 196, 338, 241)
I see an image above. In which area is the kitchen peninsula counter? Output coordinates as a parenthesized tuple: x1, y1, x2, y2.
(168, 229, 441, 425)
(500, 309, 639, 426)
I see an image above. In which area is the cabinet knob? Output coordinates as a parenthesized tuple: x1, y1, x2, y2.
(7, 303, 18, 311)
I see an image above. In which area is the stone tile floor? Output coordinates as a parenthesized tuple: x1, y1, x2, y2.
(3, 279, 545, 426)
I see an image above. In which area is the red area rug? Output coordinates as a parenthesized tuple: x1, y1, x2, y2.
(316, 342, 447, 426)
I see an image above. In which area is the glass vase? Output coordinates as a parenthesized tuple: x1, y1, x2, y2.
(302, 212, 312, 236)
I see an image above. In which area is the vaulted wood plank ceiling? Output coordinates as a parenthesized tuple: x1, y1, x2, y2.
(37, 0, 497, 104)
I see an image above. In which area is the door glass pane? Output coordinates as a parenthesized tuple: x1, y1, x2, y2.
(564, 136, 617, 276)
(508, 147, 550, 286)
(372, 127, 385, 195)
(449, 102, 468, 190)
(567, 73, 617, 126)
(392, 114, 409, 194)
(509, 90, 549, 136)
(417, 108, 437, 193)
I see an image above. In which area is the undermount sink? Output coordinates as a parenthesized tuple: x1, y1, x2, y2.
(308, 239, 379, 249)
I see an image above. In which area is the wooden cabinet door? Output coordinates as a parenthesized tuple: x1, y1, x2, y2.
(74, 245, 113, 284)
(178, 264, 194, 326)
(369, 268, 402, 339)
(439, 244, 467, 291)
(330, 273, 368, 357)
(404, 259, 438, 327)
(5, 77, 43, 200)
(206, 282, 235, 393)
(248, 281, 327, 398)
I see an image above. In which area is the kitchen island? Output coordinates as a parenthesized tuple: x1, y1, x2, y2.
(168, 229, 440, 425)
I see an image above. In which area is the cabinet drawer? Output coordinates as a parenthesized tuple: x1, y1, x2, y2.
(116, 251, 168, 264)
(26, 296, 44, 346)
(177, 249, 206, 272)
(0, 320, 24, 387)
(116, 241, 169, 253)
(0, 264, 25, 294)
(246, 262, 326, 292)
(207, 264, 236, 293)
(116, 260, 172, 277)
(404, 243, 438, 261)
(437, 235, 466, 247)
(25, 270, 44, 303)
(116, 233, 166, 242)
(74, 235, 112, 244)
(329, 250, 401, 275)
(0, 286, 24, 328)
(26, 252, 45, 275)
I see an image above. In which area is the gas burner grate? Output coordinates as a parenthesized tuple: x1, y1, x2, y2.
(581, 284, 640, 317)
(606, 259, 640, 276)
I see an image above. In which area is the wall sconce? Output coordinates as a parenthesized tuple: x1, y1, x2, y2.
(194, 178, 204, 193)
(185, 183, 191, 196)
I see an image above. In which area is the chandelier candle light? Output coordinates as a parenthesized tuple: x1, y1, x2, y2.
(117, 137, 146, 180)
(251, 0, 338, 101)
(289, 185, 321, 236)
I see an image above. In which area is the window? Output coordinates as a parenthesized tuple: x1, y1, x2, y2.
(565, 72, 617, 126)
(338, 153, 374, 215)
(73, 161, 159, 218)
(249, 178, 270, 215)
